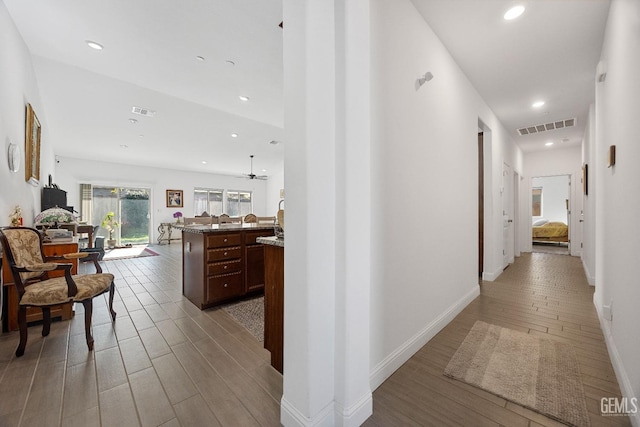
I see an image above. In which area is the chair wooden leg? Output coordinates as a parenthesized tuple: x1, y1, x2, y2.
(42, 306, 51, 337)
(108, 281, 117, 321)
(82, 300, 94, 351)
(16, 306, 28, 357)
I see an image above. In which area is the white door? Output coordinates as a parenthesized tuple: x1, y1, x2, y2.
(502, 163, 514, 268)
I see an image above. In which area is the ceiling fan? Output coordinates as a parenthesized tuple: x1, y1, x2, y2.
(240, 155, 268, 180)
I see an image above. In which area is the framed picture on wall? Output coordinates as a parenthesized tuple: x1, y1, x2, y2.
(25, 103, 41, 186)
(166, 189, 183, 207)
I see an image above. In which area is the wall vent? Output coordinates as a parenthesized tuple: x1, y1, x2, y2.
(132, 106, 156, 117)
(518, 118, 575, 136)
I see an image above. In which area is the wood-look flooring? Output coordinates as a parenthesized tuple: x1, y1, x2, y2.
(0, 243, 282, 427)
(1, 245, 629, 426)
(364, 253, 630, 427)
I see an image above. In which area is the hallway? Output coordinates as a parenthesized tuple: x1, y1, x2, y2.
(364, 253, 629, 426)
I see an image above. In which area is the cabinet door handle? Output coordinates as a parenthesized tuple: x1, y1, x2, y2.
(224, 265, 228, 269)
(223, 238, 228, 242)
(223, 283, 228, 288)
(224, 251, 228, 256)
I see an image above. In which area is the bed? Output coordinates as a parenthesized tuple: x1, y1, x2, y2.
(532, 221, 568, 242)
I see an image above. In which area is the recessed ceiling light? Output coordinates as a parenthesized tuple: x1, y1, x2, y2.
(86, 40, 104, 50)
(129, 118, 138, 124)
(269, 140, 279, 145)
(262, 169, 268, 173)
(202, 161, 207, 164)
(545, 142, 554, 146)
(532, 101, 545, 108)
(504, 5, 525, 20)
(562, 138, 570, 143)
(120, 144, 128, 148)
(226, 60, 235, 66)
(231, 133, 238, 138)
(196, 56, 205, 61)
(139, 134, 144, 138)
(239, 96, 250, 102)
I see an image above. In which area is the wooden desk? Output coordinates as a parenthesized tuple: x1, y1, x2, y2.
(1, 241, 78, 332)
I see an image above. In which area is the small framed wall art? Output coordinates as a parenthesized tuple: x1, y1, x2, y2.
(166, 189, 183, 207)
(607, 145, 616, 168)
(25, 103, 41, 186)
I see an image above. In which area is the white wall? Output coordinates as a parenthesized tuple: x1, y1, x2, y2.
(582, 105, 596, 285)
(55, 156, 272, 242)
(523, 146, 582, 255)
(369, 0, 522, 388)
(0, 2, 55, 225)
(532, 175, 569, 224)
(593, 1, 640, 422)
(266, 166, 284, 216)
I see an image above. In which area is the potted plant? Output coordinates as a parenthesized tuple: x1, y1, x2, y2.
(101, 211, 119, 248)
(173, 211, 183, 224)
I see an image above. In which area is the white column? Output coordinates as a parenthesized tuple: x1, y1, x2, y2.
(282, 0, 372, 426)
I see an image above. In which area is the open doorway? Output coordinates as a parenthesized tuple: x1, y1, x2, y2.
(531, 175, 570, 255)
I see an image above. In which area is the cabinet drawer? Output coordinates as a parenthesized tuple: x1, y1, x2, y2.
(245, 230, 274, 245)
(208, 259, 242, 275)
(207, 246, 241, 262)
(207, 272, 243, 302)
(207, 234, 241, 248)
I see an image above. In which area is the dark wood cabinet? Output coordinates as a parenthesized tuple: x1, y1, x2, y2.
(181, 225, 274, 310)
(263, 243, 284, 373)
(2, 242, 77, 332)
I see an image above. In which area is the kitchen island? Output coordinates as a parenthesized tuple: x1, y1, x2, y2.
(177, 223, 274, 309)
(257, 236, 284, 373)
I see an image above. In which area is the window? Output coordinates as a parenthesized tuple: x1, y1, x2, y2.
(194, 189, 223, 216)
(227, 191, 252, 217)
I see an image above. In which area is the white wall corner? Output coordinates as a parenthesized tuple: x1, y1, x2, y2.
(483, 267, 503, 282)
(594, 297, 639, 427)
(334, 392, 373, 427)
(281, 398, 335, 427)
(369, 285, 480, 390)
(582, 257, 595, 286)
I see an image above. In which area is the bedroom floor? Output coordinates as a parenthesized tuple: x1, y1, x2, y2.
(532, 242, 569, 255)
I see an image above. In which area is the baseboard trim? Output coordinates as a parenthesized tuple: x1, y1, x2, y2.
(594, 296, 639, 427)
(581, 257, 595, 286)
(334, 391, 373, 427)
(483, 267, 503, 282)
(369, 285, 480, 391)
(281, 397, 334, 427)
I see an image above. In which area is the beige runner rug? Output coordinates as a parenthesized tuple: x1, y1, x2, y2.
(444, 321, 590, 427)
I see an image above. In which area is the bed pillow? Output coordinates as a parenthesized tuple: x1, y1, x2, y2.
(532, 218, 548, 226)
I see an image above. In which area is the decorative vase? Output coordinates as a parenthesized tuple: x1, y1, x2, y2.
(107, 239, 116, 249)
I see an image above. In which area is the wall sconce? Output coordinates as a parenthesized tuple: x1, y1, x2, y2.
(417, 71, 434, 89)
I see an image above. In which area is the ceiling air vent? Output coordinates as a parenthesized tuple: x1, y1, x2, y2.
(517, 118, 576, 136)
(132, 106, 156, 117)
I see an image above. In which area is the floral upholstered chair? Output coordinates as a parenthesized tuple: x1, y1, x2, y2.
(0, 227, 116, 357)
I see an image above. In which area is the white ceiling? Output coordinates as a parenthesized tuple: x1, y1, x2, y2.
(4, 0, 610, 177)
(4, 0, 285, 177)
(411, 0, 610, 152)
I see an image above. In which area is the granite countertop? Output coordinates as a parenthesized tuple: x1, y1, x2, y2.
(173, 222, 274, 234)
(257, 236, 284, 247)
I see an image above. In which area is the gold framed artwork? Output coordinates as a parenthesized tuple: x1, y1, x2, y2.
(166, 189, 183, 207)
(25, 103, 41, 186)
(607, 145, 616, 168)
